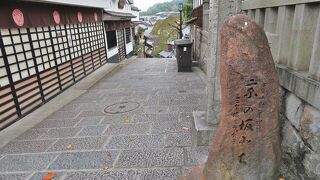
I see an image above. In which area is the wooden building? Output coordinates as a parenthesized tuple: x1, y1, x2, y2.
(0, 0, 136, 130)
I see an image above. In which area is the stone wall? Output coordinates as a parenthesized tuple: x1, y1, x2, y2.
(280, 87, 320, 179)
(192, 27, 209, 74)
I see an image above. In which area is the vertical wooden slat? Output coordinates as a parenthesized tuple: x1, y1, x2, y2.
(0, 31, 21, 117)
(309, 8, 320, 81)
(276, 6, 295, 65)
(48, 26, 63, 91)
(26, 28, 45, 102)
(255, 9, 265, 29)
(288, 4, 319, 71)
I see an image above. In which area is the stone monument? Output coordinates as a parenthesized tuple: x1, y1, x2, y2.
(185, 14, 281, 180)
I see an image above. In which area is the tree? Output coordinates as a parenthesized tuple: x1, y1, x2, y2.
(151, 16, 180, 55)
(183, 0, 193, 20)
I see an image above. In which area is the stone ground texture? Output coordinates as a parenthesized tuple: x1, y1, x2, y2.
(0, 58, 210, 180)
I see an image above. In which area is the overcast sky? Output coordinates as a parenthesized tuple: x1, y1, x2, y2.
(135, 0, 170, 11)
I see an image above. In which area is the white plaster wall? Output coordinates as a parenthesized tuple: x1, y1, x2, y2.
(132, 10, 140, 22)
(107, 47, 119, 58)
(126, 42, 133, 54)
(105, 0, 133, 14)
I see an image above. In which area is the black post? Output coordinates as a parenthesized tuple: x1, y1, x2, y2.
(144, 37, 147, 58)
(179, 11, 183, 39)
(179, 3, 183, 39)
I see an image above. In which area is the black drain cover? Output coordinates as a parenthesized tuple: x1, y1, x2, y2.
(104, 101, 140, 114)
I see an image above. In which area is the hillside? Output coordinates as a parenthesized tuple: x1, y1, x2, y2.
(141, 0, 185, 16)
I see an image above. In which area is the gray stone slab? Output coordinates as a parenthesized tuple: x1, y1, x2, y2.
(47, 136, 109, 152)
(76, 116, 104, 126)
(28, 171, 65, 180)
(106, 134, 165, 149)
(34, 118, 80, 129)
(184, 146, 210, 166)
(170, 105, 204, 113)
(0, 153, 58, 172)
(100, 114, 135, 124)
(48, 151, 118, 170)
(78, 125, 108, 137)
(60, 103, 79, 111)
(47, 111, 80, 120)
(39, 127, 82, 139)
(64, 168, 180, 180)
(143, 106, 169, 114)
(14, 129, 48, 141)
(0, 140, 56, 154)
(115, 148, 184, 168)
(193, 111, 216, 146)
(165, 132, 193, 147)
(78, 111, 106, 117)
(182, 167, 194, 177)
(179, 112, 194, 122)
(151, 121, 192, 134)
(104, 123, 150, 135)
(133, 113, 179, 123)
(0, 173, 31, 180)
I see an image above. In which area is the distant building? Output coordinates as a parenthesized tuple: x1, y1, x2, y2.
(103, 0, 136, 62)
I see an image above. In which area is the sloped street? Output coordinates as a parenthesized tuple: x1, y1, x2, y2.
(0, 58, 210, 180)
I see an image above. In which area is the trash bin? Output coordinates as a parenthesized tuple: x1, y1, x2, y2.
(175, 39, 193, 72)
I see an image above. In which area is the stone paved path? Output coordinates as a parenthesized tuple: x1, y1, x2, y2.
(0, 58, 209, 180)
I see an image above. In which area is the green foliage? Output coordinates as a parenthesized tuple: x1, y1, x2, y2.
(151, 16, 180, 55)
(183, 0, 193, 20)
(141, 0, 186, 16)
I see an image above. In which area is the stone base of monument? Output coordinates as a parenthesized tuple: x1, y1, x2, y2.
(192, 111, 216, 146)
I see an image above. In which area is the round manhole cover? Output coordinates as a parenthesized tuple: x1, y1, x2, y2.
(104, 101, 140, 114)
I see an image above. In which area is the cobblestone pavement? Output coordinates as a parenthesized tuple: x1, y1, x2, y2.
(0, 58, 210, 180)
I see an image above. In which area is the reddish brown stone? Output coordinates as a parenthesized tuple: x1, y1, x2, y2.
(187, 14, 281, 179)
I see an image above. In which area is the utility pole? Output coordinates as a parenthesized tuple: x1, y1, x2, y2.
(178, 3, 183, 39)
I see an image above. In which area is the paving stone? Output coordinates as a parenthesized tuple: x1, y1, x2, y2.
(14, 129, 48, 141)
(182, 166, 194, 177)
(0, 173, 31, 180)
(34, 118, 80, 129)
(115, 148, 184, 168)
(101, 114, 135, 124)
(47, 111, 80, 120)
(60, 104, 79, 111)
(48, 151, 118, 170)
(78, 125, 108, 137)
(132, 114, 158, 123)
(76, 102, 102, 111)
(151, 121, 192, 134)
(47, 136, 109, 152)
(78, 111, 106, 117)
(184, 146, 210, 166)
(104, 123, 150, 135)
(39, 127, 82, 139)
(106, 134, 165, 149)
(64, 168, 180, 180)
(133, 113, 179, 123)
(0, 140, 56, 154)
(165, 132, 193, 147)
(179, 112, 194, 122)
(143, 106, 169, 114)
(76, 117, 104, 126)
(28, 171, 65, 180)
(169, 105, 204, 113)
(0, 154, 58, 172)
